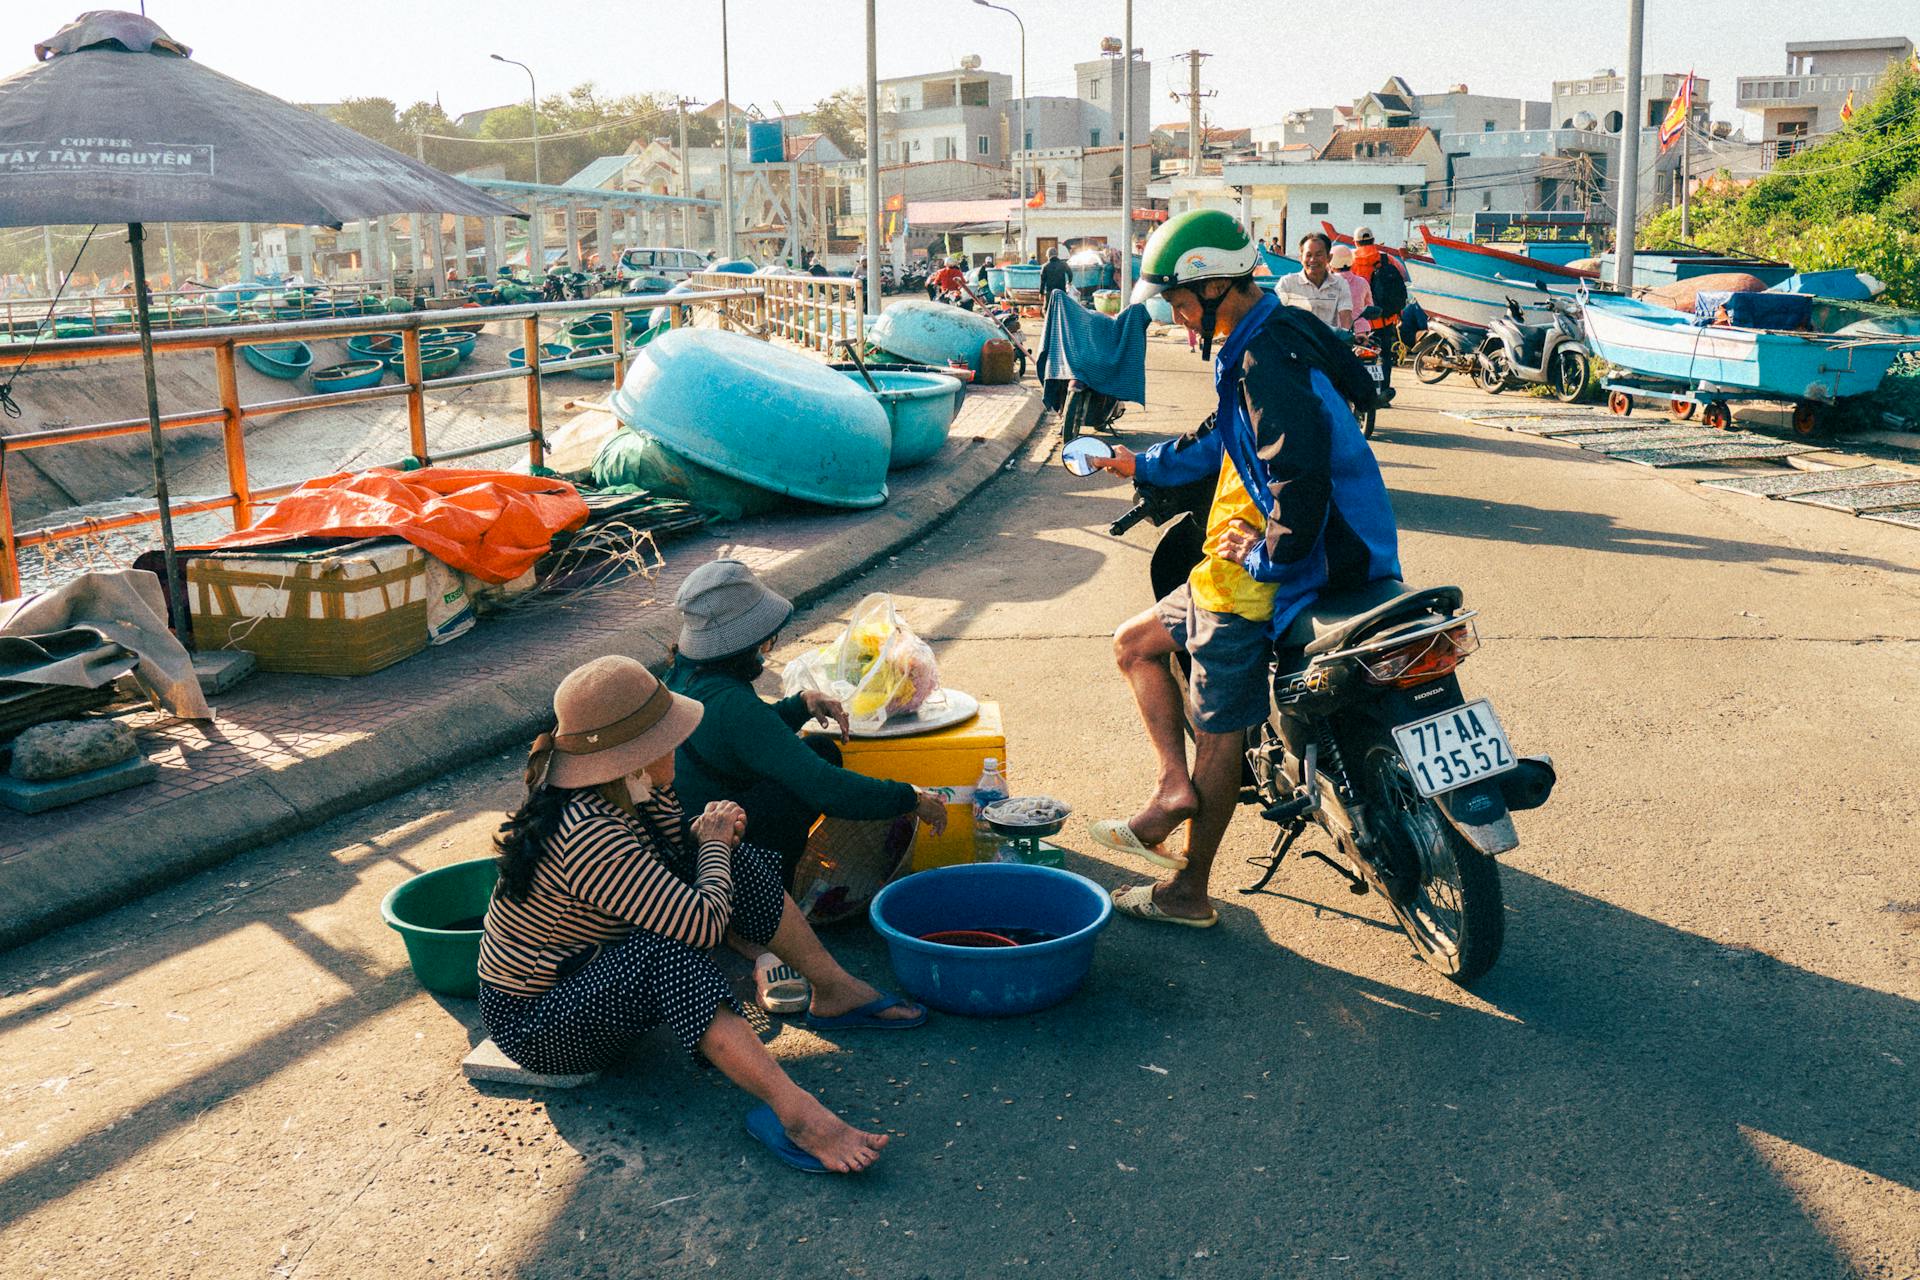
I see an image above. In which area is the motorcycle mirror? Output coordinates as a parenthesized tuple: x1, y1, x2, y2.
(1061, 436, 1115, 477)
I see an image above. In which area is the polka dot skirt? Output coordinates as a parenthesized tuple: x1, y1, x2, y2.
(479, 840, 786, 1075)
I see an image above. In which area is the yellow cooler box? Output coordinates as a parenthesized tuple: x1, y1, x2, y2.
(812, 700, 1005, 871)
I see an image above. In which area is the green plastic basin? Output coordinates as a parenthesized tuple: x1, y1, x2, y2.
(380, 857, 497, 997)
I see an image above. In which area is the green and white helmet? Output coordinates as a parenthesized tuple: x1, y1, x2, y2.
(1129, 208, 1260, 305)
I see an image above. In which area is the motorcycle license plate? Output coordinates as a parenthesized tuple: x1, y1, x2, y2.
(1367, 363, 1385, 383)
(1391, 699, 1516, 798)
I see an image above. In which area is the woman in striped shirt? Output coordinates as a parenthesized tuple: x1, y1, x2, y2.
(478, 655, 923, 1174)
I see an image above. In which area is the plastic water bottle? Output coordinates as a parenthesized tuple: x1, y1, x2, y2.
(972, 758, 1009, 863)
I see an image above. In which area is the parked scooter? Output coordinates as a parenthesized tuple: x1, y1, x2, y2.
(1476, 291, 1592, 402)
(1061, 436, 1556, 984)
(1408, 320, 1487, 387)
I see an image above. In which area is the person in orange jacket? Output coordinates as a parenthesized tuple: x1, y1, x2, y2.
(1350, 227, 1407, 404)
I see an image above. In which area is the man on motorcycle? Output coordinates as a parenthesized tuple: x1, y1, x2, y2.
(929, 254, 978, 310)
(1087, 209, 1401, 927)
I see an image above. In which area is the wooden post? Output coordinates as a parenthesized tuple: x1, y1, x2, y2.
(611, 307, 627, 387)
(0, 438, 20, 600)
(214, 343, 253, 528)
(522, 314, 545, 469)
(402, 327, 427, 464)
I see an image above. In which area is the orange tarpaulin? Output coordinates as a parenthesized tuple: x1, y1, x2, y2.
(196, 468, 590, 584)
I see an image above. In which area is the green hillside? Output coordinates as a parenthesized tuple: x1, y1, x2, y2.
(1644, 60, 1920, 305)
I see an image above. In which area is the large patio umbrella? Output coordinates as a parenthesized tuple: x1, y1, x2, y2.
(0, 10, 524, 626)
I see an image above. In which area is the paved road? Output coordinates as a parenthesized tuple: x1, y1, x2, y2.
(3, 338, 1917, 1278)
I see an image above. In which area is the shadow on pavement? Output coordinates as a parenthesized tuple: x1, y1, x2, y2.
(502, 857, 1916, 1278)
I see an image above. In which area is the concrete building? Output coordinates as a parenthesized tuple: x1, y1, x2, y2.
(1317, 128, 1447, 220)
(1436, 127, 1615, 233)
(1550, 70, 1710, 137)
(1075, 52, 1152, 157)
(1351, 78, 1546, 136)
(1260, 107, 1342, 155)
(877, 63, 1014, 165)
(1735, 36, 1915, 164)
(1151, 159, 1427, 248)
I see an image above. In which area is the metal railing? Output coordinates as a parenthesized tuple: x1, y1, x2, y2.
(686, 272, 865, 355)
(0, 280, 427, 340)
(0, 287, 789, 600)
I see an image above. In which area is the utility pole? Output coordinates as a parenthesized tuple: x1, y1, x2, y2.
(1117, 0, 1135, 301)
(864, 0, 882, 307)
(1679, 117, 1691, 240)
(41, 225, 55, 293)
(1612, 0, 1645, 290)
(720, 0, 737, 260)
(676, 96, 699, 249)
(1173, 49, 1215, 175)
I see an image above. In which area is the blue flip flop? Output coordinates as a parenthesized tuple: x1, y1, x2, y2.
(744, 1103, 829, 1174)
(803, 992, 928, 1032)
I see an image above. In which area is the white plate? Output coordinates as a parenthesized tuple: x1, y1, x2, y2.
(1391, 698, 1516, 798)
(1367, 362, 1386, 383)
(806, 689, 980, 740)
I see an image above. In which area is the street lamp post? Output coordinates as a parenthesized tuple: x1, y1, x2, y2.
(1612, 0, 1645, 291)
(973, 0, 1026, 259)
(1118, 0, 1134, 300)
(720, 0, 737, 260)
(489, 54, 541, 185)
(865, 0, 881, 305)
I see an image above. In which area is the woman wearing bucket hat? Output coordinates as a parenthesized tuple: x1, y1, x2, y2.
(665, 560, 949, 1012)
(478, 654, 921, 1174)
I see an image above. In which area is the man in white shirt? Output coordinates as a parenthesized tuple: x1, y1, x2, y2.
(1276, 232, 1352, 331)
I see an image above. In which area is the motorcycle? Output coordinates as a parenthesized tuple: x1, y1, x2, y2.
(1475, 291, 1592, 402)
(1408, 320, 1487, 387)
(1061, 436, 1556, 985)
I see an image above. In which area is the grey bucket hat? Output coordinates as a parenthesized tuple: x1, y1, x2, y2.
(674, 559, 795, 660)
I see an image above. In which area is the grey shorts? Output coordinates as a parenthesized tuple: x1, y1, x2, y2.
(1154, 583, 1271, 735)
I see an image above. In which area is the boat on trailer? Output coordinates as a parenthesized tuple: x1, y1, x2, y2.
(1579, 287, 1914, 433)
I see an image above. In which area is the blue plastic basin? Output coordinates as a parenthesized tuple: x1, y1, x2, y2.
(868, 864, 1112, 1017)
(843, 370, 963, 469)
(611, 327, 891, 508)
(1001, 264, 1043, 291)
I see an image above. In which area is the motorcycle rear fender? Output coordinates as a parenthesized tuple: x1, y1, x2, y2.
(1341, 676, 1520, 856)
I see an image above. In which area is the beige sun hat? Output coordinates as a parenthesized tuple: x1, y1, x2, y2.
(530, 655, 704, 790)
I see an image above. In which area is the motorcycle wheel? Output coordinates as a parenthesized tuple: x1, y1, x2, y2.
(1363, 400, 1378, 439)
(1062, 387, 1118, 443)
(1475, 345, 1508, 394)
(1411, 333, 1457, 385)
(1550, 349, 1591, 403)
(1363, 741, 1505, 984)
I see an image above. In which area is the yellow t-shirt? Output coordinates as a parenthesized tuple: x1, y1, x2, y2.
(1189, 453, 1278, 621)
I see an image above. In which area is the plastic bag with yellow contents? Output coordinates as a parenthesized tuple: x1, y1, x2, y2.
(781, 593, 941, 731)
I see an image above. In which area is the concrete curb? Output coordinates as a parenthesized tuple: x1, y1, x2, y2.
(1, 392, 1047, 951)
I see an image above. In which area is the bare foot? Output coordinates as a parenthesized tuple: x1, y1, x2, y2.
(810, 976, 923, 1023)
(1129, 783, 1200, 846)
(781, 1095, 890, 1173)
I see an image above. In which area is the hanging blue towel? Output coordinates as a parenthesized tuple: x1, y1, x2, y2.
(1039, 292, 1151, 404)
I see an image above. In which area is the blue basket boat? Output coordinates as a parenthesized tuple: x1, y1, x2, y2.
(843, 369, 964, 469)
(310, 359, 385, 392)
(347, 332, 403, 361)
(419, 327, 477, 361)
(867, 300, 1005, 375)
(508, 342, 570, 368)
(1001, 263, 1043, 291)
(240, 340, 313, 379)
(610, 327, 891, 508)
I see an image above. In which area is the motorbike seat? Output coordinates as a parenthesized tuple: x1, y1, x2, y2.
(1279, 579, 1465, 657)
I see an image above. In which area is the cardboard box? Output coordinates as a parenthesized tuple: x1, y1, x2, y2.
(187, 538, 428, 676)
(818, 700, 1006, 871)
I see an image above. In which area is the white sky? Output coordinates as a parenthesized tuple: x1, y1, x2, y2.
(3, 1, 1911, 137)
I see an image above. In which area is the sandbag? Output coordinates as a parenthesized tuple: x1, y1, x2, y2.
(1642, 273, 1768, 313)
